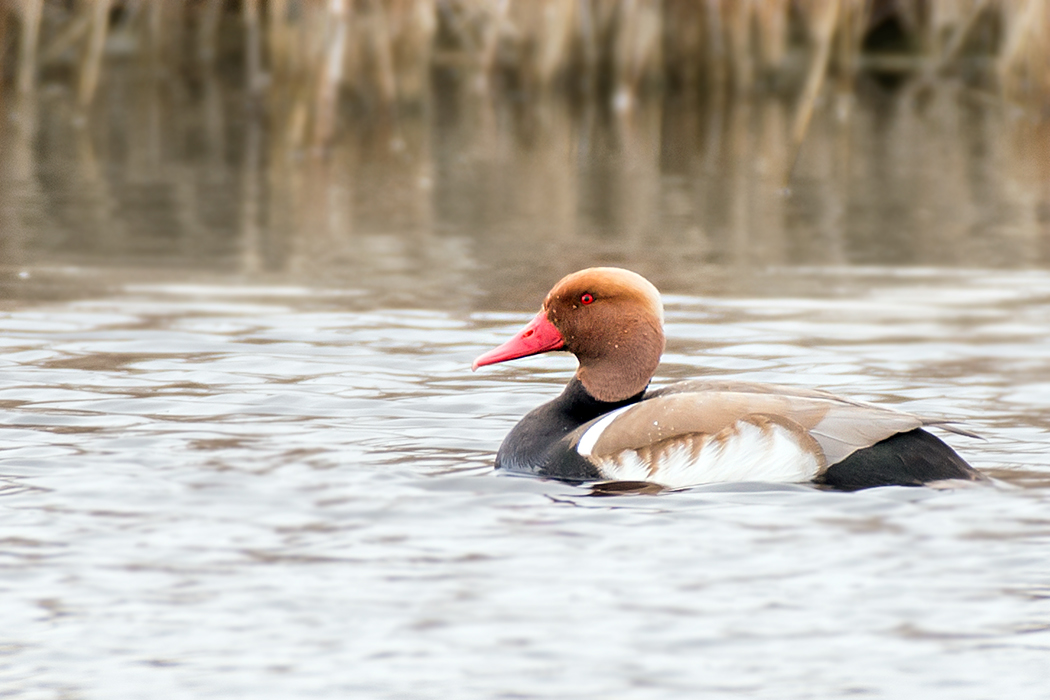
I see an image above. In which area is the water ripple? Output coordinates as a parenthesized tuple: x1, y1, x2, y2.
(0, 277, 1048, 699)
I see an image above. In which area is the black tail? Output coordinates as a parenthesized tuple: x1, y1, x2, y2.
(816, 429, 983, 491)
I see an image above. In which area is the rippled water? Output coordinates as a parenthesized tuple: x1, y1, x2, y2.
(3, 61, 1050, 697)
(1, 267, 1049, 699)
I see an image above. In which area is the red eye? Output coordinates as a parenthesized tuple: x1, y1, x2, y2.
(580, 293, 594, 305)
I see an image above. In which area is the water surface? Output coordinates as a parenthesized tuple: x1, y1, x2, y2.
(1, 268, 1048, 699)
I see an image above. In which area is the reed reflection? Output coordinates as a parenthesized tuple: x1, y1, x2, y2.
(1, 68, 1049, 307)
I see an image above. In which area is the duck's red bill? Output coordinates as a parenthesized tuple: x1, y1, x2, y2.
(472, 310, 565, 371)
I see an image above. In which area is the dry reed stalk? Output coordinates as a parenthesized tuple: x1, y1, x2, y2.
(147, 0, 177, 69)
(244, 0, 264, 95)
(144, 0, 165, 68)
(277, 3, 333, 148)
(504, 0, 576, 91)
(341, 2, 364, 97)
(141, 0, 186, 74)
(280, 2, 322, 84)
(389, 0, 436, 103)
(535, 0, 576, 89)
(590, 0, 620, 74)
(930, 0, 988, 75)
(925, 0, 963, 56)
(197, 0, 223, 65)
(15, 0, 43, 94)
(998, 0, 1049, 102)
(834, 0, 868, 89)
(364, 0, 398, 104)
(661, 0, 704, 92)
(573, 0, 599, 85)
(788, 0, 840, 182)
(477, 0, 510, 91)
(724, 0, 753, 91)
(274, 1, 364, 150)
(77, 0, 111, 110)
(612, 0, 662, 111)
(267, 0, 292, 78)
(38, 7, 89, 66)
(0, 6, 7, 97)
(1036, 2, 1050, 99)
(312, 0, 348, 147)
(704, 0, 728, 91)
(755, 0, 790, 76)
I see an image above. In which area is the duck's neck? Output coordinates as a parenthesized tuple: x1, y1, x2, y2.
(560, 376, 647, 424)
(574, 322, 664, 403)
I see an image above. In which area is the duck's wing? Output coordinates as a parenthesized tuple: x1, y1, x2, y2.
(570, 389, 927, 488)
(650, 379, 891, 408)
(651, 379, 980, 437)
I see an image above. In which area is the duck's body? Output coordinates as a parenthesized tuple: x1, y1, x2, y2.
(494, 377, 978, 490)
(474, 268, 983, 490)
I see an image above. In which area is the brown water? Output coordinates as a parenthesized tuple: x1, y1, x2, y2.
(1, 73, 1050, 698)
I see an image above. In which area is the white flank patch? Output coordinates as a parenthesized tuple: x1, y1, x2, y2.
(576, 405, 635, 457)
(595, 420, 822, 489)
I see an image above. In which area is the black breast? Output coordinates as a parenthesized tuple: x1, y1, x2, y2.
(495, 378, 644, 481)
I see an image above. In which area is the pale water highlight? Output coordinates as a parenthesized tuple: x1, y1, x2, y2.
(0, 270, 1048, 698)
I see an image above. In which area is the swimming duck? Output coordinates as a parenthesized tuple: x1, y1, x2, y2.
(473, 267, 982, 490)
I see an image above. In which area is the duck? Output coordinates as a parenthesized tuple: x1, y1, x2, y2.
(472, 267, 983, 490)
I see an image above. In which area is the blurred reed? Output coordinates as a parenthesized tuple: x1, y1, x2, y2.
(1, 1, 1047, 131)
(2, 1, 1050, 108)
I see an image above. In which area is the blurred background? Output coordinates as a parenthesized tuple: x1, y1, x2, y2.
(1, 0, 1048, 307)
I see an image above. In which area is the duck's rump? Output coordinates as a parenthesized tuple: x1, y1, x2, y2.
(552, 381, 981, 489)
(814, 428, 980, 490)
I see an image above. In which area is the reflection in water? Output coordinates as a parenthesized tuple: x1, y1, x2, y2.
(2, 69, 1049, 307)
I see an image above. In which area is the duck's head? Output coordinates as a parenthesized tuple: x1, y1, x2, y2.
(473, 267, 665, 402)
